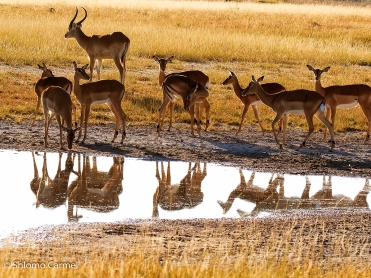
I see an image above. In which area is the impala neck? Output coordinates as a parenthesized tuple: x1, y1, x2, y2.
(158, 70, 166, 86)
(73, 28, 90, 50)
(230, 77, 244, 98)
(251, 82, 274, 107)
(314, 78, 326, 96)
(73, 76, 83, 102)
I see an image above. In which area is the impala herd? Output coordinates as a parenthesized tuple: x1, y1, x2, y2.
(35, 7, 371, 151)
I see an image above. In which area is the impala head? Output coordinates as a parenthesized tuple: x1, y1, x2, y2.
(63, 126, 80, 150)
(307, 65, 331, 81)
(241, 75, 264, 96)
(153, 55, 174, 71)
(38, 63, 54, 78)
(184, 83, 209, 111)
(65, 7, 87, 39)
(73, 62, 90, 81)
(222, 70, 236, 85)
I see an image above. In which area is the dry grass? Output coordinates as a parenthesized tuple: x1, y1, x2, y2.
(1, 1, 371, 133)
(1, 213, 371, 277)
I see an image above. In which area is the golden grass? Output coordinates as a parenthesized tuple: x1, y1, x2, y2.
(1, 215, 371, 277)
(1, 0, 371, 131)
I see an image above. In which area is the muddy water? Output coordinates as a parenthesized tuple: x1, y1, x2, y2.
(0, 150, 370, 238)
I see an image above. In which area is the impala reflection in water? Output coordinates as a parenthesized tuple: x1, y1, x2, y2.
(217, 171, 371, 217)
(0, 150, 370, 238)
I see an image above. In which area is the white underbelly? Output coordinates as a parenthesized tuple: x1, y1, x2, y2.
(251, 100, 262, 106)
(337, 100, 358, 109)
(284, 109, 304, 115)
(92, 99, 109, 105)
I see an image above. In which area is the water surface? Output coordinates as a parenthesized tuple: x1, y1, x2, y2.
(1, 150, 369, 238)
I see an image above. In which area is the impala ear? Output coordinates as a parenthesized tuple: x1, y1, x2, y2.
(257, 76, 264, 82)
(252, 75, 256, 82)
(323, 66, 330, 72)
(73, 61, 77, 70)
(82, 64, 89, 70)
(307, 64, 314, 71)
(153, 55, 159, 62)
(167, 56, 174, 62)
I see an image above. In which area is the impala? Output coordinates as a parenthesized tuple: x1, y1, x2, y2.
(158, 74, 209, 136)
(238, 175, 370, 217)
(307, 65, 371, 142)
(65, 7, 130, 84)
(68, 155, 124, 221)
(217, 171, 282, 214)
(242, 76, 335, 151)
(42, 86, 80, 150)
(31, 152, 77, 208)
(153, 55, 210, 131)
(72, 62, 127, 144)
(152, 161, 206, 217)
(31, 63, 76, 129)
(222, 71, 286, 135)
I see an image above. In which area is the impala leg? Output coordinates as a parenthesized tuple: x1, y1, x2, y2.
(56, 115, 64, 149)
(272, 113, 284, 149)
(107, 102, 120, 142)
(30, 95, 41, 129)
(113, 56, 124, 84)
(252, 105, 265, 136)
(157, 98, 170, 135)
(359, 105, 371, 143)
(120, 53, 127, 84)
(82, 104, 91, 143)
(96, 59, 102, 81)
(298, 114, 315, 151)
(89, 58, 95, 82)
(168, 102, 175, 131)
(237, 105, 249, 135)
(315, 110, 335, 151)
(282, 114, 288, 146)
(43, 106, 49, 147)
(77, 105, 85, 142)
(189, 105, 196, 137)
(204, 100, 210, 131)
(47, 112, 55, 130)
(109, 101, 127, 143)
(323, 106, 331, 141)
(195, 104, 201, 136)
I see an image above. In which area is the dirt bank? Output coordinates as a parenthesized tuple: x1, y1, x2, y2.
(1, 120, 371, 177)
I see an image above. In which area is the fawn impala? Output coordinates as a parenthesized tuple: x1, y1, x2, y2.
(242, 76, 335, 151)
(307, 65, 371, 142)
(65, 7, 130, 84)
(222, 71, 286, 135)
(72, 62, 127, 144)
(42, 86, 80, 150)
(31, 63, 76, 129)
(154, 55, 210, 131)
(158, 74, 209, 136)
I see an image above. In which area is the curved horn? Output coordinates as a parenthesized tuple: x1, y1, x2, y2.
(76, 7, 87, 25)
(69, 7, 78, 28)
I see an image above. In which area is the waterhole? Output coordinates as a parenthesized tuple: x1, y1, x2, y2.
(1, 150, 370, 238)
